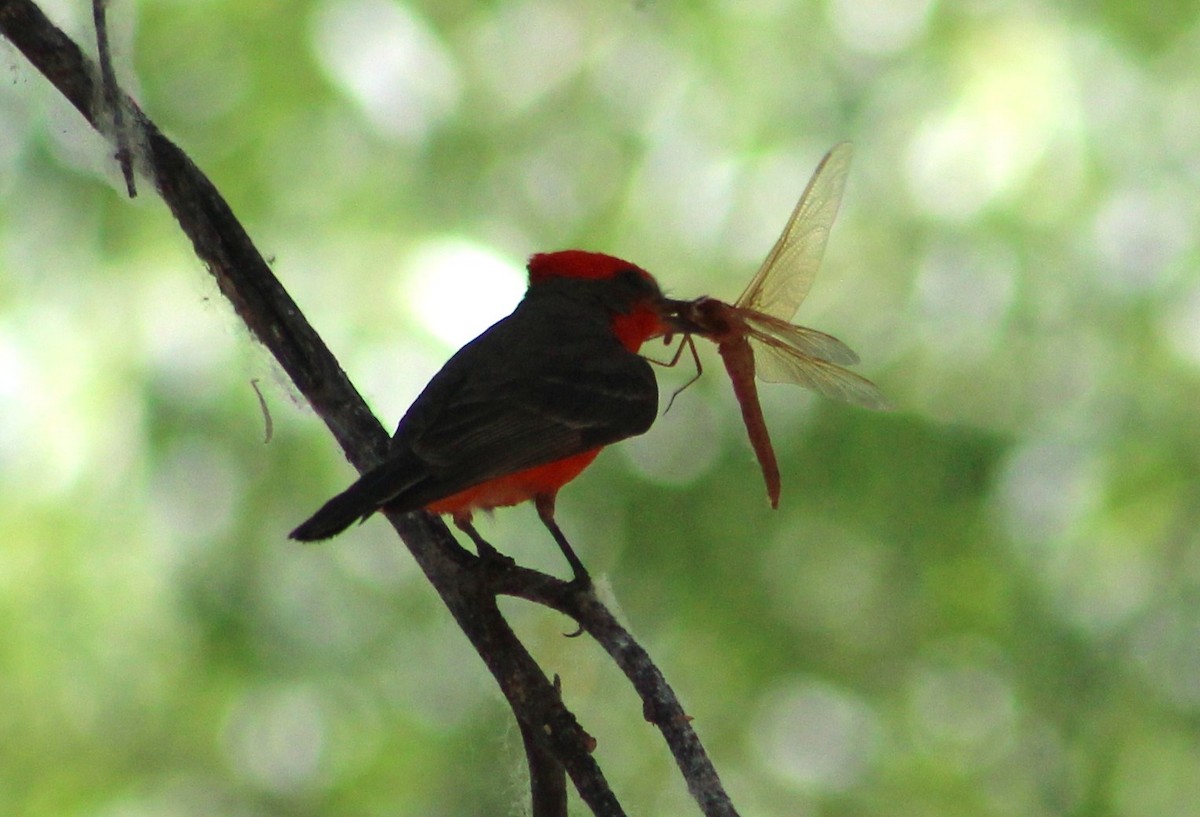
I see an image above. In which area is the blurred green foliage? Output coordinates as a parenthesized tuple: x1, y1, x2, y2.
(3, 0, 1200, 815)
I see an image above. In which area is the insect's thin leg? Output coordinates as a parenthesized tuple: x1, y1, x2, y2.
(644, 333, 689, 368)
(664, 334, 703, 414)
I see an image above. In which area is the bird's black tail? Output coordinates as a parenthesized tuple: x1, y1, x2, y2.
(289, 462, 421, 542)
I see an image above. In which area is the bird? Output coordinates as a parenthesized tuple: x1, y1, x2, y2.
(290, 250, 676, 583)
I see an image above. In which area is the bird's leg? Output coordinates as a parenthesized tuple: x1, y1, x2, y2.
(535, 494, 590, 586)
(452, 512, 513, 567)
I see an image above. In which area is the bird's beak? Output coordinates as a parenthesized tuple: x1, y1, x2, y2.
(658, 297, 705, 337)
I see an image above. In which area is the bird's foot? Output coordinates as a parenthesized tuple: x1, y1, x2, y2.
(566, 566, 592, 592)
(474, 543, 516, 573)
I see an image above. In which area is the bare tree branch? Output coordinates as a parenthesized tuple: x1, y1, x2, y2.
(1, 2, 740, 814)
(521, 709, 569, 817)
(490, 568, 740, 817)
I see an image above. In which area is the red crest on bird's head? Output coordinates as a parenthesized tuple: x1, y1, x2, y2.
(527, 250, 656, 286)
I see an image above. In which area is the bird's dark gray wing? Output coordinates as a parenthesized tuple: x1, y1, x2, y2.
(392, 331, 658, 507)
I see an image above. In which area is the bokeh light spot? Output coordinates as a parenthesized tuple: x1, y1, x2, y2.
(401, 239, 526, 348)
(1090, 185, 1191, 295)
(906, 639, 1017, 770)
(223, 684, 328, 795)
(906, 17, 1079, 220)
(829, 0, 934, 55)
(995, 439, 1100, 549)
(311, 0, 460, 142)
(620, 385, 722, 487)
(754, 679, 882, 792)
(467, 1, 585, 116)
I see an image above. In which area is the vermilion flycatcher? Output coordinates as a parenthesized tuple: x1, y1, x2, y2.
(290, 250, 674, 582)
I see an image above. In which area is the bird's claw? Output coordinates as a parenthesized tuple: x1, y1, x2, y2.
(474, 545, 516, 572)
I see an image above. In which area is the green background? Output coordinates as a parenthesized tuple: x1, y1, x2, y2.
(3, 0, 1199, 815)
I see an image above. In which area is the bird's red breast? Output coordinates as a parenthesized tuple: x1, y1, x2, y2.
(424, 450, 602, 516)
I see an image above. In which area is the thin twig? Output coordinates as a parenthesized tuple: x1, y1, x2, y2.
(250, 378, 274, 443)
(90, 0, 135, 196)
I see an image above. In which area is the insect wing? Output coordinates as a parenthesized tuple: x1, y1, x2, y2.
(736, 142, 854, 321)
(748, 334, 891, 410)
(740, 310, 860, 366)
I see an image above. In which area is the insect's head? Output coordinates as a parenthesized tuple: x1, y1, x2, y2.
(662, 296, 732, 337)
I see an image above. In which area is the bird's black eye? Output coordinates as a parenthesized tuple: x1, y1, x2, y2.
(616, 268, 658, 296)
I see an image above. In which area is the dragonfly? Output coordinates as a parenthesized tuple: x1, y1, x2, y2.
(665, 142, 890, 508)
